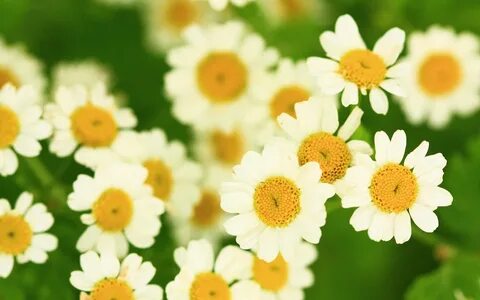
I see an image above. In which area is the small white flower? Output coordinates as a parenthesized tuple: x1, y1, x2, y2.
(207, 0, 253, 11)
(68, 163, 165, 257)
(307, 14, 406, 115)
(0, 84, 52, 176)
(45, 83, 137, 169)
(51, 60, 112, 91)
(397, 26, 480, 128)
(221, 140, 335, 262)
(339, 130, 453, 244)
(166, 239, 260, 300)
(0, 192, 58, 278)
(70, 251, 163, 300)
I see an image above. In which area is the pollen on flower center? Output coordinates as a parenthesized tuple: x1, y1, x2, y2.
(297, 132, 352, 183)
(164, 0, 198, 31)
(270, 85, 310, 119)
(253, 254, 289, 292)
(70, 104, 118, 147)
(254, 176, 301, 228)
(191, 190, 222, 227)
(0, 214, 32, 255)
(0, 68, 20, 88)
(211, 130, 245, 165)
(189, 272, 231, 300)
(143, 159, 174, 201)
(93, 188, 133, 232)
(418, 53, 462, 96)
(90, 278, 134, 300)
(369, 163, 418, 213)
(0, 105, 20, 149)
(197, 52, 248, 103)
(338, 49, 387, 90)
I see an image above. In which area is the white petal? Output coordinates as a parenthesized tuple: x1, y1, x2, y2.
(380, 79, 405, 97)
(404, 141, 429, 169)
(306, 57, 338, 76)
(0, 255, 14, 278)
(350, 205, 375, 231)
(394, 211, 411, 244)
(374, 131, 390, 165)
(388, 130, 406, 164)
(257, 228, 279, 262)
(13, 135, 42, 157)
(373, 28, 405, 66)
(14, 192, 33, 214)
(341, 82, 359, 107)
(76, 225, 101, 252)
(99, 252, 120, 278)
(215, 246, 252, 282)
(409, 204, 439, 233)
(338, 106, 363, 140)
(0, 148, 18, 176)
(369, 88, 389, 115)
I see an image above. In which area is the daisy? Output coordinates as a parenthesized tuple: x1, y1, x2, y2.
(166, 239, 260, 299)
(51, 60, 112, 91)
(165, 21, 278, 132)
(258, 0, 321, 23)
(70, 251, 163, 300)
(339, 130, 453, 244)
(207, 0, 253, 11)
(67, 163, 165, 257)
(0, 192, 58, 278)
(307, 14, 406, 115)
(278, 97, 372, 187)
(0, 84, 52, 176)
(397, 26, 480, 128)
(0, 38, 45, 100)
(221, 140, 335, 262)
(45, 83, 137, 170)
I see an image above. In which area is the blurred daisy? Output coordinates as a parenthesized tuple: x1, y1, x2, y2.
(207, 0, 253, 11)
(68, 163, 165, 257)
(70, 251, 163, 300)
(221, 140, 335, 262)
(165, 21, 278, 131)
(307, 14, 406, 115)
(339, 130, 453, 243)
(166, 239, 260, 299)
(45, 84, 137, 169)
(0, 85, 51, 176)
(278, 98, 371, 187)
(51, 60, 112, 91)
(0, 192, 57, 278)
(398, 26, 480, 128)
(258, 0, 321, 24)
(0, 38, 45, 100)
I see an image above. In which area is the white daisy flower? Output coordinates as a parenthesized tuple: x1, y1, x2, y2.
(51, 60, 112, 91)
(207, 0, 253, 11)
(339, 130, 453, 244)
(221, 140, 335, 262)
(70, 251, 163, 300)
(0, 192, 58, 278)
(165, 21, 279, 132)
(45, 83, 137, 170)
(307, 14, 406, 115)
(0, 38, 45, 101)
(243, 242, 317, 300)
(258, 0, 321, 24)
(67, 163, 165, 257)
(278, 97, 372, 188)
(0, 84, 52, 176)
(398, 26, 480, 128)
(166, 239, 260, 300)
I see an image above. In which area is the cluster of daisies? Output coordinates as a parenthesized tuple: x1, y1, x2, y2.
(0, 1, 474, 297)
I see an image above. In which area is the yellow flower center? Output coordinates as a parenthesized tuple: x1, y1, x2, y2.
(164, 0, 198, 31)
(338, 49, 387, 90)
(254, 176, 301, 228)
(191, 190, 222, 227)
(143, 159, 174, 201)
(0, 105, 20, 149)
(269, 85, 310, 120)
(70, 104, 118, 147)
(418, 53, 462, 96)
(211, 130, 245, 165)
(253, 255, 289, 292)
(90, 278, 134, 300)
(0, 67, 20, 88)
(189, 272, 231, 300)
(0, 214, 33, 255)
(197, 52, 248, 103)
(297, 132, 351, 183)
(93, 188, 133, 232)
(369, 163, 418, 213)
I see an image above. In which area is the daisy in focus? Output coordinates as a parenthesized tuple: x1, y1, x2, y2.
(67, 163, 165, 257)
(51, 60, 112, 91)
(258, 0, 321, 24)
(70, 251, 163, 300)
(45, 83, 137, 169)
(339, 130, 453, 243)
(278, 97, 371, 187)
(221, 140, 335, 262)
(0, 192, 57, 278)
(307, 14, 406, 114)
(166, 239, 260, 299)
(398, 26, 480, 128)
(165, 21, 278, 132)
(0, 84, 51, 176)
(206, 0, 253, 11)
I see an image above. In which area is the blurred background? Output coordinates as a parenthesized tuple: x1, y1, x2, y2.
(0, 0, 479, 299)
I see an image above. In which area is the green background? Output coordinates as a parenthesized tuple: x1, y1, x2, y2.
(0, 0, 479, 299)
